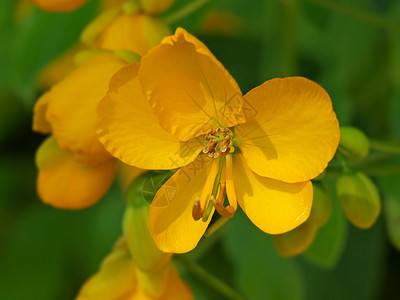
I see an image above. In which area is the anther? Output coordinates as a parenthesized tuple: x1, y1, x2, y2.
(211, 196, 234, 218)
(202, 127, 234, 159)
(192, 197, 202, 221)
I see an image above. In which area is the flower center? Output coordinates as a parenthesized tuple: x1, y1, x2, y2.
(202, 127, 234, 158)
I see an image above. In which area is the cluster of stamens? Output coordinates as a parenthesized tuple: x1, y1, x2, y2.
(202, 127, 234, 158)
(192, 181, 235, 221)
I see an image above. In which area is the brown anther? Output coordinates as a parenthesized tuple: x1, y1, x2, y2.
(203, 140, 217, 154)
(192, 198, 202, 221)
(211, 196, 234, 218)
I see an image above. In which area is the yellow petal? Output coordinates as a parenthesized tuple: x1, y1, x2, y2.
(139, 27, 245, 141)
(33, 92, 52, 134)
(132, 264, 193, 300)
(231, 154, 313, 234)
(39, 44, 83, 91)
(44, 53, 126, 156)
(149, 156, 215, 253)
(98, 63, 202, 170)
(160, 265, 193, 300)
(33, 0, 88, 11)
(76, 248, 137, 300)
(36, 137, 116, 209)
(162, 268, 194, 300)
(136, 264, 169, 298)
(236, 77, 340, 183)
(98, 13, 171, 56)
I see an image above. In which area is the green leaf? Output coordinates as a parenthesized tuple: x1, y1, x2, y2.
(299, 219, 386, 300)
(0, 183, 124, 300)
(303, 180, 348, 269)
(222, 210, 304, 300)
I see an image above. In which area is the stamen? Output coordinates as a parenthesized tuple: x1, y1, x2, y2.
(191, 159, 220, 221)
(217, 182, 226, 204)
(211, 195, 234, 218)
(202, 158, 224, 222)
(225, 154, 237, 211)
(192, 197, 202, 221)
(202, 127, 234, 159)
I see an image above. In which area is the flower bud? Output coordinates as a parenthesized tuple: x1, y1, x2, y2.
(339, 126, 370, 159)
(74, 50, 107, 66)
(336, 171, 380, 229)
(98, 13, 171, 56)
(113, 50, 141, 63)
(136, 264, 169, 297)
(139, 0, 174, 14)
(307, 182, 332, 228)
(123, 174, 172, 273)
(76, 247, 137, 300)
(33, 0, 88, 12)
(274, 222, 317, 257)
(81, 7, 121, 48)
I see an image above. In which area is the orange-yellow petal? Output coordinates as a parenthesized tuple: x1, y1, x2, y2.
(36, 137, 116, 209)
(149, 156, 215, 253)
(98, 63, 202, 170)
(39, 44, 84, 90)
(236, 77, 340, 183)
(160, 265, 193, 300)
(33, 92, 52, 134)
(33, 0, 88, 12)
(273, 222, 317, 257)
(231, 154, 313, 234)
(44, 53, 126, 156)
(98, 13, 170, 56)
(139, 27, 245, 141)
(76, 248, 137, 300)
(133, 264, 192, 300)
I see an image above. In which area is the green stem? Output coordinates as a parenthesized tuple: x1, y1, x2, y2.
(164, 0, 211, 24)
(305, 0, 399, 31)
(326, 164, 400, 177)
(370, 139, 400, 155)
(176, 258, 244, 300)
(336, 150, 350, 172)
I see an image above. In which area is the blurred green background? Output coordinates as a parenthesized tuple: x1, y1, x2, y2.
(1, 0, 400, 299)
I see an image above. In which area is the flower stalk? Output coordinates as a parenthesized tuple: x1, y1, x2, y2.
(176, 257, 244, 300)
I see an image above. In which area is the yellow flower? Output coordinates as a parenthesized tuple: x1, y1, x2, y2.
(97, 28, 340, 253)
(33, 53, 127, 209)
(33, 0, 172, 208)
(33, 0, 88, 12)
(76, 239, 193, 300)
